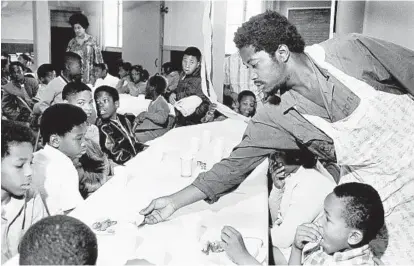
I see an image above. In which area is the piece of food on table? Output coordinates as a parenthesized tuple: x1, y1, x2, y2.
(92, 218, 117, 232)
(202, 240, 225, 255)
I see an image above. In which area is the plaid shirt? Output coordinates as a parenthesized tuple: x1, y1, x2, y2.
(303, 244, 376, 265)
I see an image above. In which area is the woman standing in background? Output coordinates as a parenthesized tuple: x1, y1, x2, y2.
(67, 13, 103, 84)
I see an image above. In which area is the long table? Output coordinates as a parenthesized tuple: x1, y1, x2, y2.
(5, 119, 269, 265)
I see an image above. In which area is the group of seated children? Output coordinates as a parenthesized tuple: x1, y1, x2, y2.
(116, 64, 149, 97)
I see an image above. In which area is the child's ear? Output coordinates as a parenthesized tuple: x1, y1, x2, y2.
(49, 134, 61, 149)
(347, 229, 363, 246)
(115, 101, 120, 108)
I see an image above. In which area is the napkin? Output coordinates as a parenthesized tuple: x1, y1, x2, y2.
(174, 96, 202, 117)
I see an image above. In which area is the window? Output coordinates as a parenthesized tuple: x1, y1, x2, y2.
(103, 0, 122, 49)
(225, 0, 262, 55)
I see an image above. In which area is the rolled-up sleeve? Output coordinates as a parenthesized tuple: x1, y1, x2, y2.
(192, 115, 300, 203)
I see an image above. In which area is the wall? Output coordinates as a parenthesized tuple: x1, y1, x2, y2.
(163, 1, 205, 49)
(363, 1, 414, 51)
(78, 1, 102, 45)
(1, 7, 33, 42)
(123, 1, 161, 74)
(335, 1, 365, 35)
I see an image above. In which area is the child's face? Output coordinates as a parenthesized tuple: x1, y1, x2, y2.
(131, 69, 141, 83)
(10, 65, 25, 82)
(319, 193, 354, 254)
(238, 95, 256, 117)
(182, 55, 200, 75)
(41, 71, 56, 85)
(57, 123, 88, 160)
(66, 91, 94, 118)
(95, 91, 118, 120)
(119, 67, 128, 78)
(1, 142, 33, 197)
(94, 67, 105, 79)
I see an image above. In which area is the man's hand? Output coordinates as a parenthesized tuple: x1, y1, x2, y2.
(221, 226, 258, 265)
(169, 93, 177, 105)
(293, 223, 322, 250)
(139, 196, 177, 225)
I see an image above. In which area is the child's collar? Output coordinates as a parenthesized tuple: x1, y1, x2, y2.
(1, 189, 11, 205)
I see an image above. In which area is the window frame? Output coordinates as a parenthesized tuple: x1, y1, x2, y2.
(102, 0, 123, 52)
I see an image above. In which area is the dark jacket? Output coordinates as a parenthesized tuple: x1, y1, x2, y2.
(1, 77, 38, 123)
(96, 113, 146, 165)
(175, 67, 211, 126)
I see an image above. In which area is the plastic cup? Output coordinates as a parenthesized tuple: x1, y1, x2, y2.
(181, 153, 193, 177)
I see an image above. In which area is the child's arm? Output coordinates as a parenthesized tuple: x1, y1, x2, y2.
(221, 226, 261, 265)
(289, 246, 303, 265)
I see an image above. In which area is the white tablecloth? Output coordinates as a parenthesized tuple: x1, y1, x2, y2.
(5, 119, 269, 266)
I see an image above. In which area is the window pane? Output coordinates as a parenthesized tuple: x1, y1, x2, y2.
(245, 0, 262, 21)
(225, 24, 241, 55)
(118, 1, 123, 47)
(104, 1, 118, 47)
(226, 0, 244, 25)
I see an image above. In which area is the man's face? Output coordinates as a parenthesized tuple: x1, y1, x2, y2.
(95, 91, 118, 120)
(239, 45, 289, 100)
(56, 123, 87, 160)
(1, 142, 33, 197)
(68, 60, 82, 82)
(94, 67, 105, 79)
(182, 55, 200, 75)
(238, 95, 256, 117)
(319, 193, 353, 254)
(65, 90, 94, 118)
(10, 65, 25, 82)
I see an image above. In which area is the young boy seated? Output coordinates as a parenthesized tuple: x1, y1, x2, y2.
(169, 47, 211, 126)
(267, 150, 335, 263)
(201, 90, 257, 123)
(62, 81, 113, 198)
(92, 63, 119, 89)
(95, 85, 146, 164)
(133, 74, 174, 143)
(32, 104, 86, 215)
(62, 81, 99, 143)
(1, 120, 48, 263)
(222, 182, 385, 265)
(19, 215, 98, 265)
(116, 61, 132, 93)
(161, 62, 180, 95)
(34, 64, 56, 102)
(1, 62, 39, 124)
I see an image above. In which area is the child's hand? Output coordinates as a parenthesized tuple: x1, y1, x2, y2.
(169, 93, 177, 105)
(293, 223, 322, 250)
(221, 226, 253, 264)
